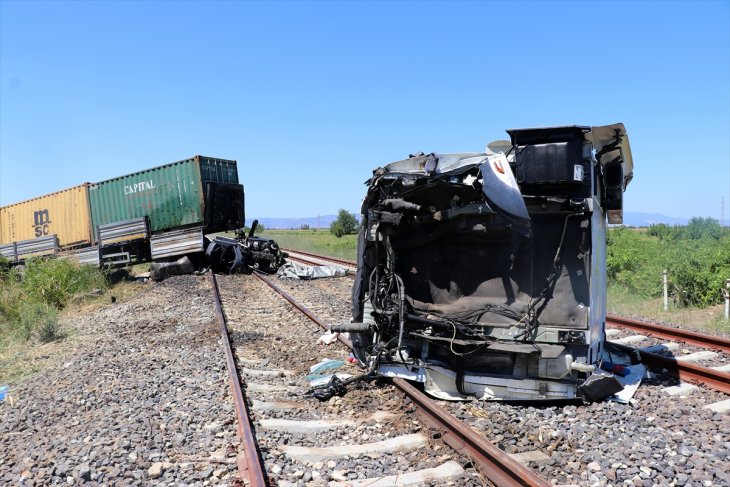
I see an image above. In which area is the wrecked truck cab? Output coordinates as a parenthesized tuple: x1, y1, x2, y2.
(349, 124, 633, 401)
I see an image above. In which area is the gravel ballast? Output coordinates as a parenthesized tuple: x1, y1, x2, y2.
(278, 274, 730, 487)
(217, 274, 483, 486)
(0, 275, 240, 486)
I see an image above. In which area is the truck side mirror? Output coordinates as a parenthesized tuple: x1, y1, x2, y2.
(602, 162, 623, 211)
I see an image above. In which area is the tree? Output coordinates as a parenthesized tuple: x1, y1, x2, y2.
(685, 217, 722, 240)
(330, 209, 358, 238)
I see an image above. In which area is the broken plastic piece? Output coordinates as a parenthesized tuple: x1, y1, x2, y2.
(318, 331, 340, 345)
(0, 385, 8, 402)
(601, 361, 631, 377)
(578, 373, 624, 402)
(309, 359, 346, 375)
(309, 371, 378, 401)
(307, 372, 354, 388)
(608, 364, 646, 404)
(424, 153, 439, 174)
(312, 374, 349, 401)
(479, 154, 530, 221)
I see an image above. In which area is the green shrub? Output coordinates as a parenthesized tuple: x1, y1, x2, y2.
(0, 258, 107, 344)
(607, 223, 730, 307)
(0, 255, 11, 279)
(18, 301, 59, 343)
(0, 284, 24, 333)
(21, 258, 107, 309)
(648, 218, 725, 241)
(330, 209, 359, 238)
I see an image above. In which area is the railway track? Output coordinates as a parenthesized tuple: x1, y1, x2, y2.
(216, 251, 729, 485)
(266, 272, 730, 485)
(210, 273, 268, 486)
(607, 314, 730, 353)
(210, 270, 550, 486)
(283, 249, 358, 273)
(285, 254, 354, 277)
(604, 317, 730, 396)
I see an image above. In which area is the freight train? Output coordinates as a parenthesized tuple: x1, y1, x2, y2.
(345, 124, 634, 402)
(0, 156, 245, 266)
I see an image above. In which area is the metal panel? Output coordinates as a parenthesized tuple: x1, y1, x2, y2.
(0, 184, 93, 249)
(150, 226, 204, 259)
(0, 243, 17, 262)
(98, 217, 149, 246)
(59, 246, 101, 267)
(15, 234, 60, 259)
(89, 158, 202, 242)
(88, 156, 238, 243)
(199, 156, 239, 185)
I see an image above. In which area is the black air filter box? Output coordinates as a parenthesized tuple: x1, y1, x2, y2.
(507, 126, 588, 188)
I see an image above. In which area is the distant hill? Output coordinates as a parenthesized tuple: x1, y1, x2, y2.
(621, 212, 690, 227)
(250, 211, 694, 230)
(249, 215, 341, 229)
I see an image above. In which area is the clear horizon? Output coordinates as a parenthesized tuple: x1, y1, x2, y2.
(1, 1, 729, 222)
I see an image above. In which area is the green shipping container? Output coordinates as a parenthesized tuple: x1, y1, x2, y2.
(89, 155, 244, 242)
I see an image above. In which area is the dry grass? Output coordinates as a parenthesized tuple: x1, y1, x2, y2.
(0, 336, 78, 386)
(261, 229, 358, 261)
(0, 278, 148, 385)
(608, 285, 730, 336)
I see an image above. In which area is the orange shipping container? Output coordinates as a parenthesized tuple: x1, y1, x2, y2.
(0, 184, 93, 249)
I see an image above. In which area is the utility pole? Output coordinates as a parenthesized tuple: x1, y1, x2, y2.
(663, 270, 669, 311)
(722, 196, 726, 227)
(724, 279, 729, 321)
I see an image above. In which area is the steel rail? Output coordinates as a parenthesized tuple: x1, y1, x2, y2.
(610, 342, 730, 395)
(282, 248, 357, 269)
(286, 255, 322, 267)
(209, 273, 269, 487)
(253, 271, 550, 487)
(252, 272, 353, 348)
(607, 314, 730, 353)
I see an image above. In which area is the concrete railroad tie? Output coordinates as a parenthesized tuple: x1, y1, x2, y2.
(260, 411, 394, 434)
(663, 382, 699, 396)
(704, 399, 730, 414)
(242, 367, 294, 378)
(283, 433, 428, 462)
(326, 460, 465, 487)
(640, 342, 680, 353)
(675, 351, 718, 363)
(611, 334, 648, 345)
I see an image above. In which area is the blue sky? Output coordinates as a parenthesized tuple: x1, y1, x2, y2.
(1, 0, 729, 222)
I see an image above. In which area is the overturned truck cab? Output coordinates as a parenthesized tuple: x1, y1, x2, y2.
(349, 124, 633, 401)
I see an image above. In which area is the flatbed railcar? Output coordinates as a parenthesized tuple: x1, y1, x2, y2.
(88, 155, 244, 264)
(0, 155, 244, 266)
(0, 184, 94, 261)
(346, 124, 634, 402)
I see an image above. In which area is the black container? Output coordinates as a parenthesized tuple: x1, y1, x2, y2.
(507, 126, 590, 197)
